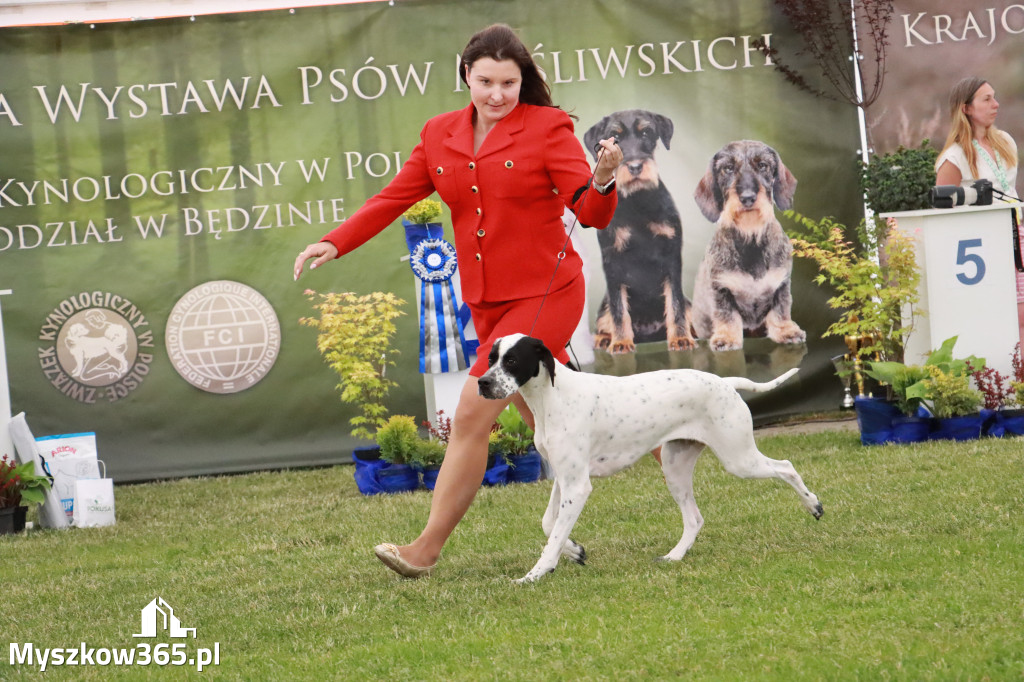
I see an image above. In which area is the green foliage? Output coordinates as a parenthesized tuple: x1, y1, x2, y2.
(402, 198, 443, 224)
(413, 437, 446, 468)
(299, 290, 406, 440)
(486, 430, 503, 457)
(491, 406, 535, 459)
(0, 454, 51, 507)
(866, 336, 986, 416)
(786, 211, 921, 363)
(860, 141, 938, 214)
(924, 366, 983, 418)
(375, 415, 420, 465)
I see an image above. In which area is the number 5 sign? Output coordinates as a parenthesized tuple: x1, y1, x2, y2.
(955, 238, 986, 285)
(885, 202, 1022, 379)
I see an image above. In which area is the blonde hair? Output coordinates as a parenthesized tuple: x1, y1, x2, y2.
(940, 77, 1017, 177)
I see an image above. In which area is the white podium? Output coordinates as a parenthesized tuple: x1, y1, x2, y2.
(883, 202, 1022, 378)
(1, 289, 13, 460)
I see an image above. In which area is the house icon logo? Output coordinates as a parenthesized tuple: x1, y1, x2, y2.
(133, 597, 197, 638)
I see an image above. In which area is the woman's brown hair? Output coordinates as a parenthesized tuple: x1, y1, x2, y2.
(459, 23, 555, 110)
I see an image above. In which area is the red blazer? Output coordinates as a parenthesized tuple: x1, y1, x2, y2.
(321, 103, 616, 304)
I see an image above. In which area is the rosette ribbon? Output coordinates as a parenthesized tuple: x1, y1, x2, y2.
(404, 222, 477, 373)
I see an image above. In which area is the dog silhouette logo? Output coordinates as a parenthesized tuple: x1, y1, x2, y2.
(38, 291, 155, 404)
(133, 597, 197, 639)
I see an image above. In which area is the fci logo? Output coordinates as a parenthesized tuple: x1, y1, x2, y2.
(133, 597, 196, 639)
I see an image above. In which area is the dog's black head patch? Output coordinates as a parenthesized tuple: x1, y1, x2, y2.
(501, 336, 555, 388)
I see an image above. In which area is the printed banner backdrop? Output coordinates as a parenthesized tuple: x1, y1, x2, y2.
(868, 0, 1024, 162)
(0, 0, 862, 481)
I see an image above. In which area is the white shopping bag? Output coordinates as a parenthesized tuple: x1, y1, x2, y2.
(8, 413, 69, 529)
(36, 432, 100, 523)
(73, 472, 116, 528)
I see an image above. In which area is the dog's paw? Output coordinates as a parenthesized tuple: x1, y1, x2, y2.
(768, 322, 806, 345)
(513, 567, 555, 585)
(561, 540, 587, 565)
(667, 334, 697, 351)
(709, 334, 742, 352)
(593, 333, 611, 350)
(608, 338, 636, 354)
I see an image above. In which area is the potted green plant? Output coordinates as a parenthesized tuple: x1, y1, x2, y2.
(925, 366, 985, 441)
(860, 141, 938, 215)
(374, 415, 422, 494)
(866, 336, 986, 443)
(1, 454, 52, 535)
(983, 344, 1024, 437)
(493, 406, 543, 483)
(787, 212, 922, 366)
(299, 289, 405, 448)
(482, 430, 510, 487)
(786, 211, 922, 443)
(419, 411, 451, 491)
(413, 437, 446, 491)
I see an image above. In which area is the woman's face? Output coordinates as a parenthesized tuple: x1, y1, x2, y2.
(466, 58, 521, 128)
(965, 82, 999, 130)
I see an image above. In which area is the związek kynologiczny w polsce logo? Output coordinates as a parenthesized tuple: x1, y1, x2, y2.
(9, 597, 220, 672)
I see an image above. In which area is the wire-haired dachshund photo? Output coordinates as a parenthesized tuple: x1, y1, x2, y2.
(583, 109, 695, 354)
(691, 140, 806, 352)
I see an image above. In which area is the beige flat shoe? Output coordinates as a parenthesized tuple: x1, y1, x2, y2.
(374, 543, 435, 579)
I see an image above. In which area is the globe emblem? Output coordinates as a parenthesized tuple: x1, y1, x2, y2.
(166, 281, 281, 394)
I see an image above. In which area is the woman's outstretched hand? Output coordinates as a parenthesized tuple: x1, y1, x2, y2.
(293, 241, 339, 281)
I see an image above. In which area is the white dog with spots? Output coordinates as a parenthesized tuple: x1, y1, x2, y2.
(477, 333, 823, 584)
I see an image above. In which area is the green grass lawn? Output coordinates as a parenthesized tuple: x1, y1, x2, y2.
(3, 430, 1023, 681)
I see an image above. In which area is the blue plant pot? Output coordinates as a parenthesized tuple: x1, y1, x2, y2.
(983, 408, 1024, 437)
(891, 415, 930, 444)
(376, 463, 420, 494)
(481, 454, 509, 487)
(929, 413, 984, 442)
(506, 446, 543, 483)
(352, 446, 386, 496)
(854, 396, 902, 445)
(420, 465, 441, 491)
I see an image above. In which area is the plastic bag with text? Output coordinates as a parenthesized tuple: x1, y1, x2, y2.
(35, 432, 100, 523)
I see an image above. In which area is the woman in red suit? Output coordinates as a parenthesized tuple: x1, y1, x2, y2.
(294, 24, 621, 578)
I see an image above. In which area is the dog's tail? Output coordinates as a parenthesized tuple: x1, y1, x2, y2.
(724, 367, 798, 393)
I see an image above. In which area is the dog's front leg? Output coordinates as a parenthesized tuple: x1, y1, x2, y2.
(516, 476, 593, 584)
(541, 481, 587, 565)
(764, 283, 805, 345)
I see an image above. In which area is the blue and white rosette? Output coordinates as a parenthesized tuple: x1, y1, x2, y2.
(404, 222, 476, 373)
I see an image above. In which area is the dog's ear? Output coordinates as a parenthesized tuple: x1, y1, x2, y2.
(772, 153, 798, 210)
(583, 117, 609, 162)
(529, 337, 556, 386)
(694, 155, 723, 223)
(653, 113, 674, 151)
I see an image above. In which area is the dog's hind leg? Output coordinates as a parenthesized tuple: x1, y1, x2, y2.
(712, 433, 823, 519)
(658, 439, 706, 561)
(541, 481, 587, 565)
(516, 475, 593, 583)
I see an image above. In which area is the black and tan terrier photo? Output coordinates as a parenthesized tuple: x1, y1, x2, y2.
(584, 109, 695, 355)
(691, 140, 806, 352)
